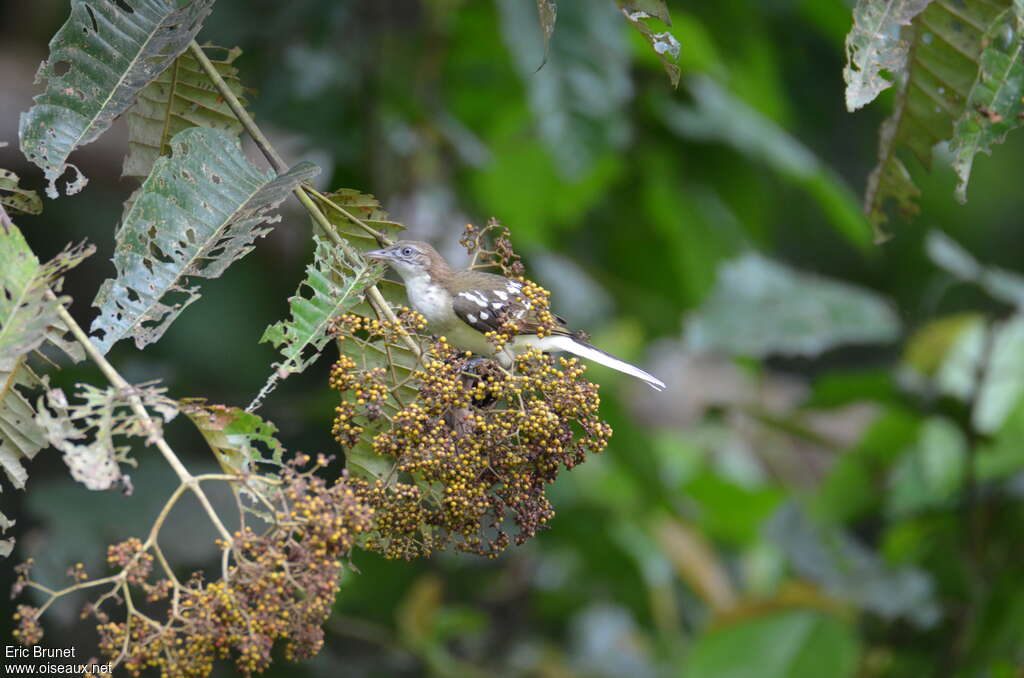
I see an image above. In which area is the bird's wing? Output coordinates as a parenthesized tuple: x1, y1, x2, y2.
(451, 273, 567, 337)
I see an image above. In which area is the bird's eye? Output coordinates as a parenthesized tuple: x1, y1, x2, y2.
(401, 247, 413, 257)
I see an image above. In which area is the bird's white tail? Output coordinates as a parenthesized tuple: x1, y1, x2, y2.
(522, 334, 667, 391)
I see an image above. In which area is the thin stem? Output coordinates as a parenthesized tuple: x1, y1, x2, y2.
(55, 303, 232, 544)
(306, 186, 390, 245)
(188, 40, 423, 363)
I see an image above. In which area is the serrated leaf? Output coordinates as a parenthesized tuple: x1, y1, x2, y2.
(252, 236, 383, 409)
(123, 44, 248, 180)
(0, 214, 93, 368)
(315, 188, 405, 252)
(90, 127, 320, 353)
(35, 381, 177, 491)
(949, 0, 1024, 202)
(843, 0, 933, 112)
(864, 0, 1012, 232)
(615, 0, 681, 88)
(684, 253, 900, 358)
(18, 0, 216, 197)
(0, 169, 42, 216)
(181, 399, 284, 471)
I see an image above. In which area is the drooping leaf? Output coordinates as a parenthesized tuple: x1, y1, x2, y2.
(661, 77, 872, 248)
(123, 43, 248, 180)
(18, 0, 216, 197)
(949, 0, 1024, 202)
(0, 167, 42, 216)
(90, 127, 320, 353)
(686, 608, 860, 678)
(843, 0, 933, 112)
(536, 0, 558, 64)
(35, 381, 178, 492)
(496, 0, 633, 177)
(0, 213, 93, 368)
(615, 0, 681, 87)
(251, 236, 383, 409)
(766, 503, 940, 627)
(864, 0, 1012, 231)
(684, 253, 900, 358)
(926, 230, 1024, 309)
(181, 400, 284, 476)
(0, 362, 47, 558)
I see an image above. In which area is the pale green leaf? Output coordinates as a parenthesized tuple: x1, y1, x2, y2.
(927, 230, 1024, 308)
(18, 0, 215, 197)
(35, 381, 177, 491)
(864, 0, 1012, 232)
(90, 127, 320, 353)
(123, 44, 248, 180)
(843, 0, 933, 112)
(887, 416, 966, 517)
(661, 77, 872, 247)
(949, 0, 1024, 202)
(0, 168, 42, 216)
(615, 0, 681, 88)
(686, 609, 860, 678)
(766, 504, 939, 627)
(0, 214, 93, 368)
(182, 400, 284, 471)
(684, 253, 900, 358)
(251, 236, 383, 409)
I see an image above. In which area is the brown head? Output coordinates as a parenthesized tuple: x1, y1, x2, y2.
(364, 240, 453, 285)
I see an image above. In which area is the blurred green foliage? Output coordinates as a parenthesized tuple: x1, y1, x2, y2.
(3, 0, 1024, 676)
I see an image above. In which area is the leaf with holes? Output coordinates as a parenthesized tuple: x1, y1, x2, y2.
(615, 0, 681, 88)
(35, 381, 177, 492)
(0, 214, 93, 368)
(864, 0, 1012, 233)
(0, 168, 42, 216)
(123, 44, 248, 180)
(251, 236, 383, 409)
(0, 362, 47, 558)
(89, 127, 319, 353)
(843, 0, 933, 112)
(19, 0, 216, 197)
(314, 188, 406, 308)
(949, 0, 1024, 203)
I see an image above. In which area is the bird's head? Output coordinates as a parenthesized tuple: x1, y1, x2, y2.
(365, 240, 449, 282)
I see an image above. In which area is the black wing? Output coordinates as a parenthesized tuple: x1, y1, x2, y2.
(451, 276, 567, 336)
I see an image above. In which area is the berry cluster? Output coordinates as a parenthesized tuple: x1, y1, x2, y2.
(12, 456, 373, 678)
(329, 226, 613, 558)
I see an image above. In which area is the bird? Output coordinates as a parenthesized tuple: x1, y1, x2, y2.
(365, 240, 666, 391)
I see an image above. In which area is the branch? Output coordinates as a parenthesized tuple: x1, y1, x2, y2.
(187, 41, 421, 360)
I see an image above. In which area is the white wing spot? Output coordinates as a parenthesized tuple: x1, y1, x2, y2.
(467, 313, 477, 324)
(494, 290, 508, 301)
(480, 311, 489, 320)
(492, 302, 503, 310)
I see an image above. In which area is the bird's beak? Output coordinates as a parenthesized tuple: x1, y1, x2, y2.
(364, 248, 391, 262)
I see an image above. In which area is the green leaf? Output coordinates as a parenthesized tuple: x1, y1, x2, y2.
(767, 503, 940, 627)
(18, 0, 216, 197)
(0, 215, 93, 368)
(864, 0, 1012, 232)
(251, 235, 383, 408)
(615, 0, 681, 88)
(90, 127, 320, 353)
(661, 77, 873, 248)
(181, 400, 284, 474)
(843, 0, 933, 112)
(949, 0, 1024, 202)
(926, 230, 1024, 309)
(123, 44, 249, 180)
(686, 608, 860, 678)
(496, 0, 632, 177)
(684, 253, 900, 358)
(35, 381, 178, 491)
(0, 168, 42, 216)
(0, 362, 47, 558)
(886, 416, 966, 517)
